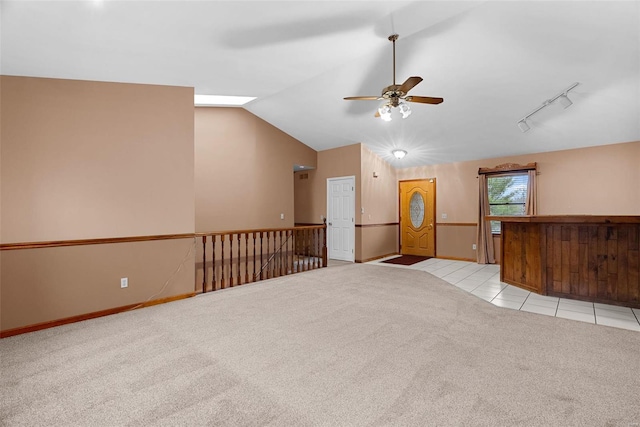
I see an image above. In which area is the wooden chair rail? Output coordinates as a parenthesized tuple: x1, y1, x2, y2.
(0, 233, 195, 251)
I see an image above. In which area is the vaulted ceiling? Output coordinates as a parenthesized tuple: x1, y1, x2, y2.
(2, 1, 639, 167)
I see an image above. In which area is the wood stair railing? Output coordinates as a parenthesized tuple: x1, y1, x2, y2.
(197, 221, 327, 293)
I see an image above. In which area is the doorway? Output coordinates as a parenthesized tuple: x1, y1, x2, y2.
(399, 179, 436, 257)
(327, 176, 355, 262)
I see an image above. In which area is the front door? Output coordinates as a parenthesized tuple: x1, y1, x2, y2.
(400, 179, 436, 257)
(327, 176, 355, 261)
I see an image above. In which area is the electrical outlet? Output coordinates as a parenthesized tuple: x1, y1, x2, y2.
(442, 213, 448, 219)
(280, 213, 285, 220)
(120, 277, 128, 288)
(472, 244, 477, 250)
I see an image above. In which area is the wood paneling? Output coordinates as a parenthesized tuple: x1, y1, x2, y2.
(501, 222, 542, 293)
(544, 223, 640, 307)
(498, 216, 640, 308)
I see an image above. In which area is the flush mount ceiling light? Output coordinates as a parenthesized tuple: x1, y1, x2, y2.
(392, 149, 407, 159)
(194, 94, 256, 107)
(517, 82, 579, 132)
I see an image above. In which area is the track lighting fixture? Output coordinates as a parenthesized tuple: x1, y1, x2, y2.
(392, 149, 407, 159)
(517, 82, 579, 132)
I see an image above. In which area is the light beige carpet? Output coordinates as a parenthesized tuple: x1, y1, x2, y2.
(1, 264, 639, 426)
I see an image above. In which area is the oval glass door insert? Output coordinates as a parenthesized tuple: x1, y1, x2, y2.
(409, 191, 425, 228)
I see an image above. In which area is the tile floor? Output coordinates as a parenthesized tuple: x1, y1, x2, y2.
(370, 256, 640, 332)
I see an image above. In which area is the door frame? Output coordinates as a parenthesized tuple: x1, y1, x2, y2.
(327, 175, 356, 262)
(398, 178, 437, 256)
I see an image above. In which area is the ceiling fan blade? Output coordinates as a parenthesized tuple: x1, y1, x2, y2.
(344, 96, 382, 101)
(405, 95, 444, 105)
(398, 76, 423, 94)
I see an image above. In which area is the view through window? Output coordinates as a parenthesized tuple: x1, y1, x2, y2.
(488, 173, 528, 233)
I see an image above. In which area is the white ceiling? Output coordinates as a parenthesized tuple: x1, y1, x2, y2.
(2, 1, 639, 168)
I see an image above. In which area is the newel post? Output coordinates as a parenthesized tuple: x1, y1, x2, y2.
(322, 218, 328, 267)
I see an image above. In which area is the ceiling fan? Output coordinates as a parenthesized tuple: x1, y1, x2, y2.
(344, 34, 443, 120)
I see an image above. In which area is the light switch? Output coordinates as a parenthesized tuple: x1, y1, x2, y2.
(441, 213, 448, 219)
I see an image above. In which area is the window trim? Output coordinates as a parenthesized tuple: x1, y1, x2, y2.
(481, 165, 535, 234)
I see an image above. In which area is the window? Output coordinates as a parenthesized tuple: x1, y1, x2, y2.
(487, 173, 529, 233)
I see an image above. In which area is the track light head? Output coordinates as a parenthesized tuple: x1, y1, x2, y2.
(558, 94, 573, 109)
(518, 120, 531, 133)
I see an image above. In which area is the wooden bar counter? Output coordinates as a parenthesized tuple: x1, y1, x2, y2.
(489, 215, 640, 308)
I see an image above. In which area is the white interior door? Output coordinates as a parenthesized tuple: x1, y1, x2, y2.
(327, 176, 355, 262)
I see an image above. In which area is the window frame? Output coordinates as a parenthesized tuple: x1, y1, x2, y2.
(477, 162, 537, 235)
(487, 172, 529, 234)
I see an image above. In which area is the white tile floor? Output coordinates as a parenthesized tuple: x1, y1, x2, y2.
(370, 256, 640, 332)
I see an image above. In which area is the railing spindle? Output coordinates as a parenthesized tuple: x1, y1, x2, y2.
(285, 230, 291, 275)
(230, 233, 235, 287)
(253, 232, 257, 282)
(245, 233, 249, 284)
(273, 231, 277, 277)
(312, 228, 317, 269)
(278, 230, 283, 276)
(267, 231, 272, 278)
(212, 235, 217, 290)
(221, 234, 226, 289)
(260, 231, 264, 280)
(322, 219, 328, 267)
(202, 236, 207, 293)
(237, 233, 241, 286)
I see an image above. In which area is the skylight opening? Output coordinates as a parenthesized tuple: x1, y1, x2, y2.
(194, 95, 256, 107)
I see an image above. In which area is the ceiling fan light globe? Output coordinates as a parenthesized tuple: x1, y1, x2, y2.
(399, 101, 412, 119)
(378, 103, 392, 121)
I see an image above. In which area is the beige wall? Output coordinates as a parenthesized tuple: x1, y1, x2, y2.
(359, 145, 399, 261)
(295, 144, 399, 262)
(195, 108, 316, 231)
(294, 144, 362, 259)
(1, 239, 195, 331)
(358, 225, 398, 262)
(294, 143, 361, 225)
(1, 76, 195, 333)
(1, 76, 195, 243)
(360, 145, 398, 225)
(398, 140, 640, 261)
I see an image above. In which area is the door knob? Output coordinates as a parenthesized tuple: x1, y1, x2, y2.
(328, 222, 333, 226)
(428, 223, 433, 230)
